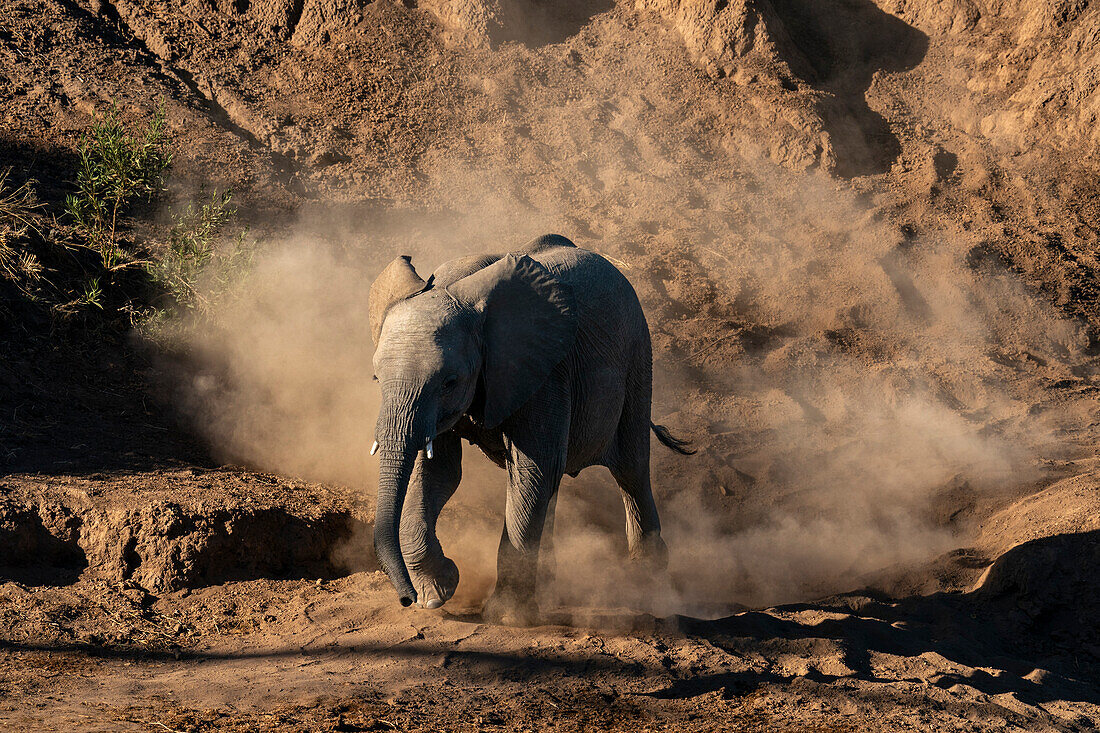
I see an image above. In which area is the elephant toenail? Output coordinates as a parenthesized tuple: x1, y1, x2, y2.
(424, 598, 444, 609)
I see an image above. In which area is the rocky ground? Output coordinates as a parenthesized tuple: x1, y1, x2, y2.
(3, 0, 1100, 730)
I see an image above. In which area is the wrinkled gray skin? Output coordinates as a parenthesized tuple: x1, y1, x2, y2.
(369, 234, 689, 624)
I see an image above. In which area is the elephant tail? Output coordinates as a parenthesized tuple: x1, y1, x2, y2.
(651, 422, 696, 455)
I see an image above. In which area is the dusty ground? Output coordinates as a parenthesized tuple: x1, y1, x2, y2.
(4, 0, 1100, 729)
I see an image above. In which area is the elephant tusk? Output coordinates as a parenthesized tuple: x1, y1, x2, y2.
(370, 441, 379, 456)
(425, 437, 434, 460)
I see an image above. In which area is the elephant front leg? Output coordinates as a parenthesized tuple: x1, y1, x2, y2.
(483, 419, 567, 626)
(399, 431, 462, 609)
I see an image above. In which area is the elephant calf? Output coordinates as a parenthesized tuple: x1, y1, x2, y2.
(368, 234, 693, 624)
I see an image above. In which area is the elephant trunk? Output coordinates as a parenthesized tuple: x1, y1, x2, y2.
(375, 447, 418, 606)
(373, 386, 435, 607)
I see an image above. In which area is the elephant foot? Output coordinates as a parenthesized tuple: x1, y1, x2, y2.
(407, 555, 459, 610)
(628, 532, 669, 572)
(482, 586, 539, 626)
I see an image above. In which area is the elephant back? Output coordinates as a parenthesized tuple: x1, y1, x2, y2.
(430, 253, 502, 288)
(520, 233, 576, 254)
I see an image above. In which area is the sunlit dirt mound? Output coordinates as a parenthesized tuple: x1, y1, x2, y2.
(4, 0, 1100, 619)
(4, 0, 1100, 728)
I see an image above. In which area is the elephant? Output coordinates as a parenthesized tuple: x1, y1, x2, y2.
(368, 233, 694, 624)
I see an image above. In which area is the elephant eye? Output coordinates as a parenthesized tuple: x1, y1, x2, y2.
(442, 375, 458, 391)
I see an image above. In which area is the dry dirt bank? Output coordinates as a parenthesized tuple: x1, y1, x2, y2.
(3, 0, 1100, 729)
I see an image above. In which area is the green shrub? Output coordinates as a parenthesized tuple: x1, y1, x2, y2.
(0, 168, 45, 299)
(144, 188, 252, 319)
(78, 278, 103, 310)
(4, 103, 251, 331)
(0, 169, 107, 318)
(66, 102, 172, 269)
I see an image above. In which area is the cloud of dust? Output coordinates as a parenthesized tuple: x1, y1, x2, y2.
(162, 6, 1091, 619)
(172, 240, 379, 490)
(539, 158, 1083, 613)
(162, 204, 567, 605)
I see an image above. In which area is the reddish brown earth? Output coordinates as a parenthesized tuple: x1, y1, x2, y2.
(4, 0, 1100, 730)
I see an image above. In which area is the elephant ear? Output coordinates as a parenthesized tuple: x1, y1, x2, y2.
(369, 255, 427, 344)
(446, 254, 578, 429)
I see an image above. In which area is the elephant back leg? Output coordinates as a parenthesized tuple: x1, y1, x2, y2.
(536, 488, 560, 605)
(607, 347, 668, 570)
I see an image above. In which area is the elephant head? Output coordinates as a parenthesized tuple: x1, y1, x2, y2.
(368, 252, 577, 606)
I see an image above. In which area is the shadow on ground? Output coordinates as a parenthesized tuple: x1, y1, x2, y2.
(771, 0, 928, 177)
(668, 529, 1100, 706)
(510, 0, 615, 47)
(2, 531, 1097, 709)
(0, 335, 212, 475)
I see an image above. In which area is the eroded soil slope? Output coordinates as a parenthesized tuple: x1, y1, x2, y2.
(4, 0, 1100, 730)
